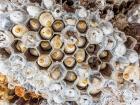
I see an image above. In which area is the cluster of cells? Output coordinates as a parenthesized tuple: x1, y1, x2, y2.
(0, 0, 139, 105)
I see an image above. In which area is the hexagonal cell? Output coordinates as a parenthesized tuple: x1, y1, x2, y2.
(64, 43, 77, 55)
(0, 47, 12, 60)
(52, 19, 65, 32)
(48, 63, 67, 82)
(50, 49, 64, 62)
(21, 62, 38, 79)
(38, 40, 52, 54)
(39, 26, 54, 40)
(0, 31, 14, 48)
(114, 30, 127, 42)
(36, 54, 52, 70)
(21, 31, 40, 48)
(86, 44, 100, 56)
(88, 72, 103, 100)
(62, 26, 79, 44)
(50, 34, 63, 49)
(63, 56, 77, 70)
(64, 71, 78, 87)
(9, 54, 26, 70)
(11, 24, 28, 38)
(24, 48, 40, 61)
(63, 87, 80, 101)
(103, 36, 117, 51)
(74, 49, 87, 63)
(89, 71, 103, 83)
(47, 81, 66, 95)
(98, 50, 112, 62)
(99, 62, 112, 78)
(86, 28, 104, 44)
(124, 36, 137, 49)
(88, 56, 102, 70)
(74, 64, 90, 92)
(76, 77, 89, 93)
(11, 39, 27, 53)
(26, 18, 41, 31)
(76, 36, 88, 48)
(39, 11, 54, 27)
(75, 63, 91, 77)
(76, 20, 88, 33)
(88, 89, 102, 102)
(125, 49, 139, 64)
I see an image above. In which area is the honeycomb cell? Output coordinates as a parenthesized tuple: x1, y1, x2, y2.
(98, 50, 112, 62)
(76, 36, 88, 48)
(0, 31, 14, 48)
(49, 63, 66, 81)
(52, 19, 65, 32)
(74, 49, 86, 63)
(36, 54, 52, 69)
(64, 71, 77, 86)
(88, 56, 102, 70)
(76, 78, 89, 93)
(63, 56, 76, 69)
(11, 24, 28, 38)
(88, 73, 103, 101)
(63, 87, 80, 101)
(64, 43, 76, 54)
(75, 63, 90, 78)
(47, 81, 65, 95)
(124, 36, 137, 49)
(38, 40, 52, 54)
(27, 18, 41, 31)
(0, 48, 12, 60)
(62, 26, 79, 44)
(39, 11, 54, 27)
(89, 90, 102, 102)
(24, 48, 40, 61)
(99, 62, 112, 78)
(50, 34, 63, 49)
(51, 49, 64, 61)
(12, 39, 27, 53)
(9, 54, 26, 70)
(39, 26, 53, 40)
(86, 44, 100, 55)
(22, 62, 38, 79)
(21, 31, 40, 48)
(76, 20, 88, 33)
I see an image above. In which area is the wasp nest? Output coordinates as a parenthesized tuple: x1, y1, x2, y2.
(0, 0, 140, 105)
